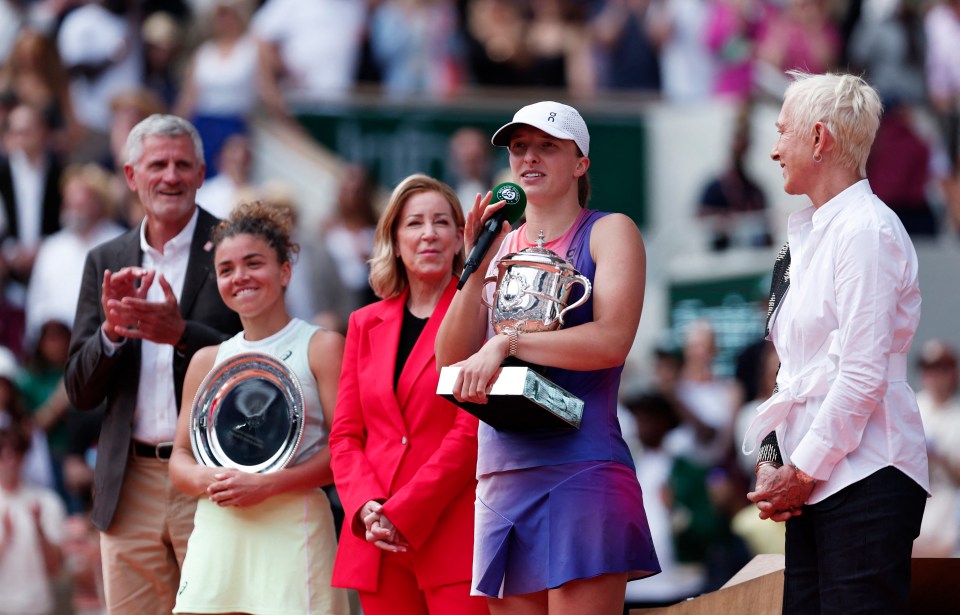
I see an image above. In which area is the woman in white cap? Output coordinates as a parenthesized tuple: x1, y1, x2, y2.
(436, 101, 660, 614)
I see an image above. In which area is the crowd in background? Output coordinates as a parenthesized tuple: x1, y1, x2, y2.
(1, 0, 959, 613)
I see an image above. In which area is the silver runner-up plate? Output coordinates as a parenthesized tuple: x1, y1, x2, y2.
(190, 351, 304, 473)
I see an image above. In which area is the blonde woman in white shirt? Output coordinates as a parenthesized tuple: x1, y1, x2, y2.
(742, 72, 929, 615)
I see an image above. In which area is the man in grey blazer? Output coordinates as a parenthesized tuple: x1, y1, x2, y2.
(65, 115, 241, 614)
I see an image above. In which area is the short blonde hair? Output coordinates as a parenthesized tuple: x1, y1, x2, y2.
(784, 71, 882, 177)
(368, 174, 465, 300)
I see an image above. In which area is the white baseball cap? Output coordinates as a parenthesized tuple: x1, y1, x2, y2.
(491, 101, 590, 157)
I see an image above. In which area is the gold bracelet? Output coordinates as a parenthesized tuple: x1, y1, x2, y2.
(502, 327, 519, 357)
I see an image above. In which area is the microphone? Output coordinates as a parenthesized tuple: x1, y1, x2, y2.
(457, 182, 527, 289)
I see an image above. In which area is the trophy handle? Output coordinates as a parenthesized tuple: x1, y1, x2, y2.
(557, 275, 593, 326)
(480, 275, 498, 309)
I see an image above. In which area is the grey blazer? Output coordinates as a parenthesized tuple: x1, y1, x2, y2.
(65, 207, 242, 531)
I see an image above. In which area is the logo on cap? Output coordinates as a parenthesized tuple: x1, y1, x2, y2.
(548, 112, 557, 122)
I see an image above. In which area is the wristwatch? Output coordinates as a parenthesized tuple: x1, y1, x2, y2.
(501, 327, 519, 357)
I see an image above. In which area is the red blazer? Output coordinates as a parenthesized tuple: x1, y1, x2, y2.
(330, 278, 479, 592)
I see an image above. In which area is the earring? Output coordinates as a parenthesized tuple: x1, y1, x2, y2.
(813, 153, 823, 163)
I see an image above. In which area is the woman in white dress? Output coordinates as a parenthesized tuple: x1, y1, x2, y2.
(174, 0, 286, 176)
(169, 201, 348, 615)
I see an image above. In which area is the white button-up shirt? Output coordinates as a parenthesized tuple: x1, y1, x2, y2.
(744, 180, 929, 504)
(133, 209, 198, 444)
(8, 151, 46, 247)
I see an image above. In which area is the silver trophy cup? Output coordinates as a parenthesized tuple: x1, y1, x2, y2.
(438, 234, 591, 431)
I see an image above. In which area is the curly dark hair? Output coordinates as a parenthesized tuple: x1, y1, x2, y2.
(211, 200, 300, 265)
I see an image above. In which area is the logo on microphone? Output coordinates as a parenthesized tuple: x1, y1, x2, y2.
(496, 183, 522, 206)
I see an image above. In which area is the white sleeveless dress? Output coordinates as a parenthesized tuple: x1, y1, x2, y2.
(174, 319, 348, 615)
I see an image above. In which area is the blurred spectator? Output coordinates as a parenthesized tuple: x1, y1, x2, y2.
(251, 0, 367, 101)
(912, 339, 960, 557)
(25, 163, 124, 343)
(623, 391, 707, 605)
(141, 10, 186, 110)
(665, 319, 739, 466)
(0, 411, 65, 615)
(0, 0, 22, 65)
(61, 405, 102, 516)
(847, 0, 926, 106)
(16, 320, 75, 509)
(697, 103, 772, 251)
(194, 133, 256, 218)
(865, 101, 937, 237)
(174, 0, 287, 177)
(0, 28, 81, 154)
(925, 0, 960, 233)
(704, 0, 769, 99)
(463, 0, 529, 87)
(667, 448, 749, 592)
(448, 126, 494, 214)
(648, 342, 715, 462)
(0, 0, 59, 66)
(58, 351, 104, 518)
(733, 339, 778, 482)
(667, 322, 753, 588)
(755, 0, 840, 99)
(632, 342, 749, 595)
(62, 513, 105, 615)
(523, 0, 594, 93)
(309, 164, 378, 333)
(924, 0, 960, 173)
(0, 345, 52, 490)
(655, 0, 715, 103)
(56, 0, 144, 165)
(834, 0, 864, 67)
(0, 102, 62, 291)
(368, 0, 464, 100)
(589, 0, 664, 92)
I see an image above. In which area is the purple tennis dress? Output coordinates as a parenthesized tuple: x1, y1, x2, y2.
(472, 209, 660, 598)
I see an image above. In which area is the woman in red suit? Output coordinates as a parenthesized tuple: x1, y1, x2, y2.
(329, 174, 489, 615)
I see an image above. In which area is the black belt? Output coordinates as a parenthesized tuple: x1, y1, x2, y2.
(131, 440, 174, 461)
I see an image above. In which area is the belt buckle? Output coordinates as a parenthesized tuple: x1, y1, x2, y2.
(155, 441, 174, 461)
